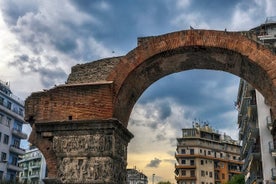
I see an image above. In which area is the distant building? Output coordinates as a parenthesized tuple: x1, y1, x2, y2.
(236, 79, 276, 183)
(127, 168, 148, 184)
(18, 147, 47, 184)
(0, 80, 28, 182)
(249, 16, 276, 52)
(175, 123, 243, 184)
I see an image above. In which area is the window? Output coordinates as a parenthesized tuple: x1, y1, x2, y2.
(222, 173, 225, 179)
(201, 160, 204, 165)
(6, 117, 11, 127)
(0, 171, 3, 180)
(3, 134, 9, 144)
(190, 170, 195, 177)
(0, 97, 3, 105)
(7, 101, 11, 110)
(19, 108, 23, 116)
(190, 160, 195, 166)
(201, 170, 205, 177)
(181, 149, 186, 154)
(1, 152, 7, 161)
(200, 149, 202, 153)
(13, 139, 20, 148)
(181, 159, 186, 164)
(208, 150, 211, 155)
(181, 170, 186, 176)
(209, 172, 213, 178)
(190, 149, 194, 155)
(0, 114, 2, 123)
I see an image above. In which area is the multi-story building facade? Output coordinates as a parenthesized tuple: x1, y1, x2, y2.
(0, 80, 28, 182)
(236, 79, 276, 183)
(249, 16, 276, 53)
(126, 168, 148, 184)
(18, 147, 47, 184)
(175, 123, 243, 184)
(235, 16, 276, 184)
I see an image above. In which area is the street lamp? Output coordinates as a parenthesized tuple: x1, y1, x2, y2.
(152, 173, 155, 184)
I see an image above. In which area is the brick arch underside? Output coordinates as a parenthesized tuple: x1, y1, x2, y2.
(113, 46, 275, 126)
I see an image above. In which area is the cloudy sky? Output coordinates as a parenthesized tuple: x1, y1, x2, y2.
(0, 0, 275, 183)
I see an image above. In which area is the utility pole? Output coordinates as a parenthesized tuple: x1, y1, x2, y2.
(152, 173, 155, 184)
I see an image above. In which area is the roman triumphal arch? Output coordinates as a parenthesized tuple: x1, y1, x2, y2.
(25, 30, 276, 183)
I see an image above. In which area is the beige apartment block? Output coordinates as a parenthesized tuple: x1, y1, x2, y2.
(175, 123, 243, 184)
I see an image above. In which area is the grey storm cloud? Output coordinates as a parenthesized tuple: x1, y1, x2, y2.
(9, 54, 67, 88)
(146, 158, 162, 168)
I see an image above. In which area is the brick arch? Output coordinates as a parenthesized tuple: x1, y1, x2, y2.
(107, 30, 276, 126)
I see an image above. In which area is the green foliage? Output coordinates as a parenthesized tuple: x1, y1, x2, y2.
(226, 174, 245, 184)
(157, 181, 172, 184)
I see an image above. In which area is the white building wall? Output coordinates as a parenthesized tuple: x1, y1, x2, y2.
(256, 90, 276, 183)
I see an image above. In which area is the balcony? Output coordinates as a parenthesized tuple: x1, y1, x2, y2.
(242, 144, 261, 172)
(0, 105, 24, 122)
(245, 173, 263, 184)
(7, 163, 23, 172)
(269, 141, 276, 157)
(267, 116, 273, 131)
(29, 173, 40, 178)
(30, 163, 41, 169)
(175, 175, 196, 181)
(9, 145, 25, 155)
(272, 168, 276, 180)
(11, 128, 28, 139)
(175, 163, 196, 169)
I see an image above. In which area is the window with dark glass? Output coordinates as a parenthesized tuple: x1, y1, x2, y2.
(0, 114, 3, 123)
(1, 152, 7, 161)
(190, 170, 195, 177)
(181, 170, 186, 176)
(3, 134, 9, 144)
(190, 149, 194, 155)
(0, 97, 3, 105)
(7, 101, 11, 110)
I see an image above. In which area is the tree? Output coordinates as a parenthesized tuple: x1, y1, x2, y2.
(227, 174, 245, 184)
(157, 181, 172, 184)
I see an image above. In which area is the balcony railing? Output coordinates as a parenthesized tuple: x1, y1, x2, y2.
(272, 168, 276, 180)
(269, 141, 276, 157)
(0, 100, 24, 117)
(29, 173, 40, 178)
(7, 163, 23, 172)
(245, 173, 263, 184)
(242, 144, 260, 171)
(9, 145, 25, 155)
(11, 128, 28, 139)
(267, 116, 273, 131)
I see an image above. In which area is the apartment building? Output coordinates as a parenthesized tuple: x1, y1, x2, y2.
(175, 123, 243, 184)
(235, 16, 276, 184)
(0, 80, 28, 182)
(18, 147, 47, 184)
(127, 168, 148, 184)
(236, 79, 276, 183)
(249, 16, 276, 53)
